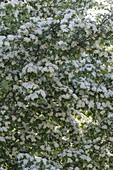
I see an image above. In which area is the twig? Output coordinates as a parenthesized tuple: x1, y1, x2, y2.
(99, 140, 110, 147)
(0, 91, 10, 107)
(77, 13, 113, 47)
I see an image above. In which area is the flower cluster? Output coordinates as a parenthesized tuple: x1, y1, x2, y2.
(0, 0, 113, 169)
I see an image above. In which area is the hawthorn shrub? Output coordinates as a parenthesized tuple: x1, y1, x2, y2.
(0, 0, 113, 169)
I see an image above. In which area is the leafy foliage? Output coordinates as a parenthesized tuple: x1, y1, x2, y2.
(0, 0, 113, 169)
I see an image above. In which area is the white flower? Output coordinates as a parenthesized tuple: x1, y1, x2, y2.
(17, 153, 24, 159)
(54, 142, 59, 148)
(106, 149, 113, 157)
(46, 146, 51, 151)
(23, 159, 28, 165)
(27, 64, 37, 73)
(109, 137, 113, 141)
(80, 155, 91, 162)
(35, 156, 42, 162)
(77, 100, 85, 108)
(87, 164, 93, 168)
(101, 125, 107, 129)
(30, 93, 38, 100)
(24, 37, 31, 43)
(25, 93, 38, 100)
(88, 100, 94, 108)
(26, 5, 33, 13)
(42, 158, 47, 165)
(80, 82, 86, 89)
(72, 94, 78, 99)
(86, 156, 91, 162)
(0, 2, 5, 8)
(57, 40, 66, 46)
(13, 85, 20, 90)
(47, 17, 53, 24)
(35, 28, 42, 35)
(94, 145, 100, 150)
(69, 21, 75, 30)
(22, 63, 37, 74)
(10, 0, 19, 6)
(67, 158, 73, 163)
(4, 41, 10, 47)
(61, 18, 68, 24)
(7, 35, 15, 41)
(60, 94, 70, 99)
(84, 145, 91, 149)
(2, 127, 7, 132)
(0, 36, 5, 46)
(0, 136, 5, 142)
(49, 66, 54, 73)
(92, 86, 96, 91)
(22, 82, 38, 89)
(40, 145, 45, 150)
(24, 168, 29, 170)
(30, 34, 35, 40)
(81, 52, 86, 57)
(79, 23, 85, 28)
(30, 135, 36, 142)
(75, 167, 79, 170)
(60, 24, 67, 30)
(38, 90, 46, 98)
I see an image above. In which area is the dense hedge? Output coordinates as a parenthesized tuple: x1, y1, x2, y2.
(0, 0, 113, 169)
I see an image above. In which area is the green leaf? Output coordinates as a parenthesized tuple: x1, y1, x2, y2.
(0, 80, 11, 92)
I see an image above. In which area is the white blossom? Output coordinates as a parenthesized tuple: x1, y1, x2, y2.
(0, 0, 113, 169)
(0, 36, 5, 46)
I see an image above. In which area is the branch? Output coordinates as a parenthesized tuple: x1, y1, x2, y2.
(0, 91, 10, 107)
(99, 13, 113, 28)
(99, 140, 110, 147)
(77, 13, 113, 47)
